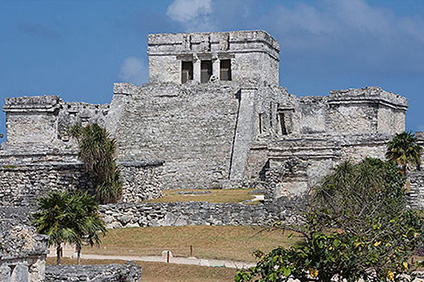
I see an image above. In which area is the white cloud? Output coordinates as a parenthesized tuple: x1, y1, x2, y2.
(118, 57, 148, 86)
(258, 0, 424, 75)
(167, 0, 212, 22)
(166, 0, 216, 31)
(164, 0, 424, 76)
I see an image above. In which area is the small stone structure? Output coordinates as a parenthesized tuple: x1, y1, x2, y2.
(0, 216, 49, 282)
(0, 208, 142, 282)
(45, 261, 141, 282)
(1, 30, 423, 207)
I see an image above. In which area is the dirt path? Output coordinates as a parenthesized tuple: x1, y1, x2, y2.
(47, 252, 255, 269)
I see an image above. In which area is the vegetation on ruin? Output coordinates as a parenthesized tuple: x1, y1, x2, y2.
(83, 225, 300, 262)
(236, 158, 424, 282)
(69, 123, 122, 204)
(386, 131, 422, 175)
(33, 190, 106, 265)
(143, 188, 258, 204)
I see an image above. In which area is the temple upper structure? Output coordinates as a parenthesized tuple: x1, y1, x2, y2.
(148, 30, 280, 86)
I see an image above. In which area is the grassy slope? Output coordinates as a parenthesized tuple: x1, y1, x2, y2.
(84, 225, 301, 262)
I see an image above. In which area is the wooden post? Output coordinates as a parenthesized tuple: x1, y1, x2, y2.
(190, 245, 193, 257)
(167, 251, 170, 263)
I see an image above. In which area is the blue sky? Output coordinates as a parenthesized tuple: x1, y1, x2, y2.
(1, 0, 423, 143)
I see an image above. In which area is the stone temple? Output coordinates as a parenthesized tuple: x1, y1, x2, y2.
(0, 30, 423, 206)
(1, 29, 424, 281)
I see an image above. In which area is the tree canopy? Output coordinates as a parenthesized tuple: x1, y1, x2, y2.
(69, 123, 122, 204)
(386, 131, 422, 175)
(32, 190, 106, 265)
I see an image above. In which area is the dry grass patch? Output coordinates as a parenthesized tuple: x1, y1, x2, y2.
(85, 225, 301, 262)
(46, 257, 237, 282)
(144, 189, 256, 203)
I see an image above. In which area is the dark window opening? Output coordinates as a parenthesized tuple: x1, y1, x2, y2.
(201, 60, 212, 83)
(279, 113, 288, 135)
(181, 61, 193, 83)
(220, 59, 232, 81)
(259, 113, 264, 134)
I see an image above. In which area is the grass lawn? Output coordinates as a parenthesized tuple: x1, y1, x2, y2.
(46, 257, 238, 282)
(144, 188, 258, 204)
(84, 225, 301, 262)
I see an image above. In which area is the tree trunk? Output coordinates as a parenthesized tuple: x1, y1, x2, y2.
(76, 244, 81, 265)
(56, 244, 62, 265)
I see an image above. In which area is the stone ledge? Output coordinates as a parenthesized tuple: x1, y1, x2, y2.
(328, 87, 408, 109)
(117, 160, 165, 167)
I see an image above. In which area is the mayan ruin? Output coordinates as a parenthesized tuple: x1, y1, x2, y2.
(1, 29, 423, 281)
(0, 30, 422, 202)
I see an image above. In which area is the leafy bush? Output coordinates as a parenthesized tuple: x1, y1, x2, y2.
(236, 158, 424, 282)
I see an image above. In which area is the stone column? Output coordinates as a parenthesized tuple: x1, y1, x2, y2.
(229, 87, 257, 182)
(212, 58, 220, 79)
(193, 58, 201, 83)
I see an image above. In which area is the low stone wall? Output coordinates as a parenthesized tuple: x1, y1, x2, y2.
(100, 201, 302, 229)
(408, 171, 424, 209)
(45, 261, 141, 282)
(0, 163, 93, 207)
(0, 161, 163, 207)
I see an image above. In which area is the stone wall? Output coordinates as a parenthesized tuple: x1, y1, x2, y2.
(45, 261, 141, 282)
(0, 161, 163, 207)
(298, 97, 328, 134)
(409, 171, 424, 210)
(113, 81, 293, 189)
(417, 132, 424, 165)
(56, 101, 109, 142)
(327, 87, 407, 135)
(0, 163, 93, 207)
(119, 161, 164, 202)
(265, 135, 391, 198)
(4, 96, 61, 145)
(99, 201, 302, 229)
(114, 82, 241, 189)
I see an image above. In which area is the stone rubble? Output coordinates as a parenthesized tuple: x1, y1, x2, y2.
(45, 261, 141, 282)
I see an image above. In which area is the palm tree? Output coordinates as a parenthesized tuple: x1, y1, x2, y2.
(69, 123, 122, 204)
(386, 131, 423, 175)
(68, 191, 106, 264)
(32, 190, 106, 265)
